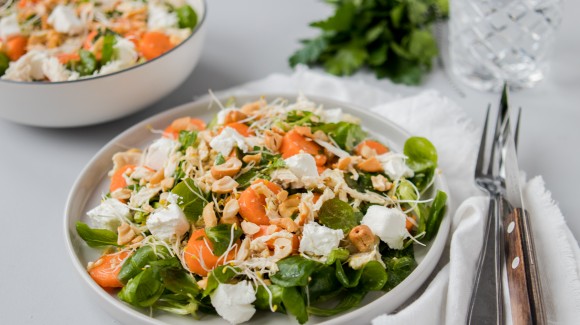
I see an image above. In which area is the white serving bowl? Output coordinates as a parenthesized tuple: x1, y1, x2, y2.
(0, 0, 207, 128)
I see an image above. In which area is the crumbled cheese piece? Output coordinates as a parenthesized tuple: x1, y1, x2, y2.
(129, 187, 161, 208)
(284, 153, 319, 179)
(313, 138, 349, 158)
(47, 5, 84, 35)
(323, 108, 343, 123)
(143, 138, 180, 171)
(376, 152, 414, 180)
(299, 222, 344, 259)
(146, 193, 189, 242)
(209, 127, 248, 156)
(42, 57, 72, 82)
(361, 205, 410, 250)
(2, 50, 47, 81)
(210, 281, 256, 325)
(114, 36, 138, 67)
(87, 198, 130, 231)
(0, 13, 21, 40)
(148, 3, 178, 30)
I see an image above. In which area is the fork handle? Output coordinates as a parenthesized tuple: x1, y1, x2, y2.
(467, 196, 504, 324)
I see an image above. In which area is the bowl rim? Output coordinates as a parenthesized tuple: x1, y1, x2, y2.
(63, 92, 451, 325)
(0, 0, 207, 86)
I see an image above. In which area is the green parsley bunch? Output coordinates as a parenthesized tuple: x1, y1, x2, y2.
(289, 0, 448, 85)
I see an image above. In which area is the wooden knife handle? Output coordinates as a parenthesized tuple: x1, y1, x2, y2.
(504, 207, 533, 324)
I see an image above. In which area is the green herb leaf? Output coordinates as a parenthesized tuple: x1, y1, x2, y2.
(282, 286, 308, 324)
(310, 1, 355, 32)
(75, 221, 118, 248)
(171, 178, 207, 222)
(318, 198, 359, 233)
(289, 37, 328, 67)
(214, 153, 226, 165)
(312, 122, 366, 151)
(118, 266, 165, 307)
(178, 130, 197, 151)
(100, 34, 116, 65)
(203, 265, 239, 297)
(359, 260, 388, 291)
(424, 190, 447, 241)
(404, 136, 438, 191)
(205, 224, 243, 256)
(270, 255, 321, 287)
(255, 284, 285, 311)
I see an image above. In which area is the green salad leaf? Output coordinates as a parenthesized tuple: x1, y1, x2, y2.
(318, 198, 359, 233)
(404, 136, 438, 191)
(255, 284, 285, 312)
(205, 224, 243, 256)
(75, 221, 118, 248)
(270, 255, 321, 287)
(282, 286, 309, 324)
(118, 266, 165, 307)
(0, 52, 9, 77)
(178, 130, 198, 151)
(171, 178, 207, 222)
(100, 33, 116, 65)
(424, 190, 447, 241)
(312, 122, 366, 151)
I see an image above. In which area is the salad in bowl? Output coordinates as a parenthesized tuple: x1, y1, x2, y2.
(0, 0, 199, 81)
(73, 95, 447, 324)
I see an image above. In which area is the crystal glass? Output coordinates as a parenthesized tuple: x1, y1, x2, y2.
(449, 0, 563, 91)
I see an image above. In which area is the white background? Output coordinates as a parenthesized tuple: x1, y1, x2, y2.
(0, 0, 578, 323)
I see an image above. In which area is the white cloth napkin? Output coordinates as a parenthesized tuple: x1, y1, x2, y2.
(207, 66, 580, 324)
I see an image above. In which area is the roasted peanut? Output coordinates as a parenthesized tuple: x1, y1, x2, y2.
(272, 237, 293, 260)
(117, 223, 136, 246)
(349, 225, 375, 252)
(294, 126, 313, 138)
(241, 220, 260, 235)
(240, 99, 265, 115)
(211, 157, 242, 179)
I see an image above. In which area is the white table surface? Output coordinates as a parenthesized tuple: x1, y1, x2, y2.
(1, 0, 578, 324)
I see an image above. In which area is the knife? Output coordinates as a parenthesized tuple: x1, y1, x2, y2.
(498, 85, 546, 325)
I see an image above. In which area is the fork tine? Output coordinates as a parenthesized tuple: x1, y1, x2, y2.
(487, 83, 511, 175)
(476, 105, 492, 175)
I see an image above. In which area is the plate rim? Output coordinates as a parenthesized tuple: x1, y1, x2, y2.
(63, 92, 451, 325)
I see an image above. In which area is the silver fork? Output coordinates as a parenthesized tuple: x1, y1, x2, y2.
(467, 103, 509, 324)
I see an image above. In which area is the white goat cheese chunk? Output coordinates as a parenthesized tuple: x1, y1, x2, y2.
(148, 3, 178, 30)
(146, 193, 189, 242)
(323, 108, 343, 123)
(210, 281, 256, 325)
(299, 222, 344, 258)
(284, 153, 319, 180)
(48, 5, 84, 35)
(376, 152, 414, 180)
(209, 126, 248, 156)
(361, 205, 409, 250)
(0, 13, 21, 40)
(144, 137, 179, 171)
(2, 50, 47, 81)
(87, 198, 130, 231)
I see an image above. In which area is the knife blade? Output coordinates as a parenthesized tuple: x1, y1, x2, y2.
(499, 85, 546, 325)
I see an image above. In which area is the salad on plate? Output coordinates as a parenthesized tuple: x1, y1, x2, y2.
(76, 95, 447, 324)
(0, 0, 198, 81)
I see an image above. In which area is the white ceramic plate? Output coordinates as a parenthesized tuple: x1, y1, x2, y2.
(64, 93, 450, 325)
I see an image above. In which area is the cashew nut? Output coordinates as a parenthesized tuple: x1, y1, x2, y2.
(117, 222, 136, 246)
(241, 220, 260, 236)
(264, 130, 283, 153)
(272, 237, 293, 260)
(270, 217, 299, 233)
(371, 174, 392, 192)
(242, 153, 262, 164)
(240, 99, 266, 115)
(220, 198, 240, 224)
(202, 202, 217, 227)
(278, 194, 301, 219)
(349, 225, 376, 252)
(357, 156, 383, 172)
(211, 157, 242, 179)
(224, 110, 248, 124)
(211, 176, 239, 194)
